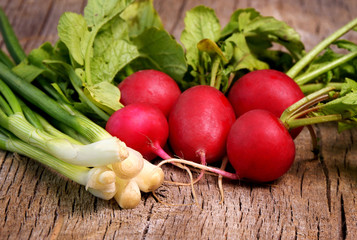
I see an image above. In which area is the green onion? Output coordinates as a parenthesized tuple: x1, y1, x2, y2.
(0, 62, 112, 142)
(0, 8, 26, 64)
(0, 78, 128, 166)
(0, 128, 117, 200)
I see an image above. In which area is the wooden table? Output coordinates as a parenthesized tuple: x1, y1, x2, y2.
(1, 0, 357, 239)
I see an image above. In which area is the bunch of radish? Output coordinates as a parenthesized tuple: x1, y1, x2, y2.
(106, 66, 357, 191)
(105, 17, 357, 190)
(105, 68, 302, 184)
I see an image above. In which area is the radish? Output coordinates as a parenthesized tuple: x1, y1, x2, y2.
(105, 103, 170, 161)
(160, 86, 343, 184)
(227, 69, 305, 138)
(118, 69, 181, 117)
(226, 109, 296, 182)
(168, 85, 236, 164)
(225, 86, 345, 182)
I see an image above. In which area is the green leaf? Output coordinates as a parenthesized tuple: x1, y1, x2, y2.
(51, 0, 137, 120)
(93, 17, 130, 58)
(221, 8, 304, 61)
(340, 78, 357, 96)
(12, 62, 44, 83)
(254, 49, 294, 72)
(17, 42, 60, 82)
(121, 0, 163, 38)
(90, 39, 139, 84)
(337, 118, 357, 132)
(27, 42, 55, 67)
(320, 91, 357, 116)
(309, 83, 357, 132)
(131, 27, 187, 81)
(334, 39, 357, 52)
(82, 0, 134, 85)
(197, 39, 228, 63)
(181, 5, 221, 50)
(221, 8, 260, 38)
(43, 60, 111, 120)
(86, 15, 139, 84)
(84, 81, 123, 114)
(180, 5, 221, 80)
(180, 5, 221, 70)
(224, 33, 269, 72)
(57, 12, 89, 66)
(84, 0, 134, 28)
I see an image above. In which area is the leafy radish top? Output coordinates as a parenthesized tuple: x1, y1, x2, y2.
(179, 6, 304, 92)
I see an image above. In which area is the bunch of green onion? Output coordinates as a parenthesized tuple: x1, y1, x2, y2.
(0, 8, 164, 209)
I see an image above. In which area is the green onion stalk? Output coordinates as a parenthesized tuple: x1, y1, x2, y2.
(0, 127, 117, 200)
(0, 78, 128, 166)
(0, 121, 162, 208)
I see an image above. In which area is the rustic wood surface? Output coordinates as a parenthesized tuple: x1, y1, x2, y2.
(1, 0, 357, 239)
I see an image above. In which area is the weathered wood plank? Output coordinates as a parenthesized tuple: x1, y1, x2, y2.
(0, 0, 356, 239)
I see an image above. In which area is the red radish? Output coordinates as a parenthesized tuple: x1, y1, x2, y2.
(227, 69, 305, 138)
(105, 103, 169, 161)
(159, 87, 336, 184)
(168, 85, 236, 164)
(226, 109, 295, 182)
(118, 69, 181, 117)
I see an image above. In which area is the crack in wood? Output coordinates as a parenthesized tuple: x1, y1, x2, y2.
(102, 221, 109, 240)
(141, 203, 154, 240)
(71, 196, 76, 216)
(93, 196, 98, 213)
(0, 151, 10, 172)
(300, 169, 305, 198)
(33, 197, 43, 228)
(341, 194, 347, 240)
(0, 152, 13, 195)
(291, 202, 295, 222)
(316, 126, 332, 213)
(3, 197, 10, 225)
(336, 166, 341, 190)
(28, 227, 34, 240)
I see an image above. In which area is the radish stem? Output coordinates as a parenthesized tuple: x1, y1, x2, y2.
(286, 114, 343, 129)
(295, 51, 357, 86)
(300, 82, 343, 94)
(286, 17, 357, 79)
(210, 57, 220, 88)
(280, 86, 335, 123)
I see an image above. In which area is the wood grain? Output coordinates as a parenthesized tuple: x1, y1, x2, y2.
(0, 0, 357, 239)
